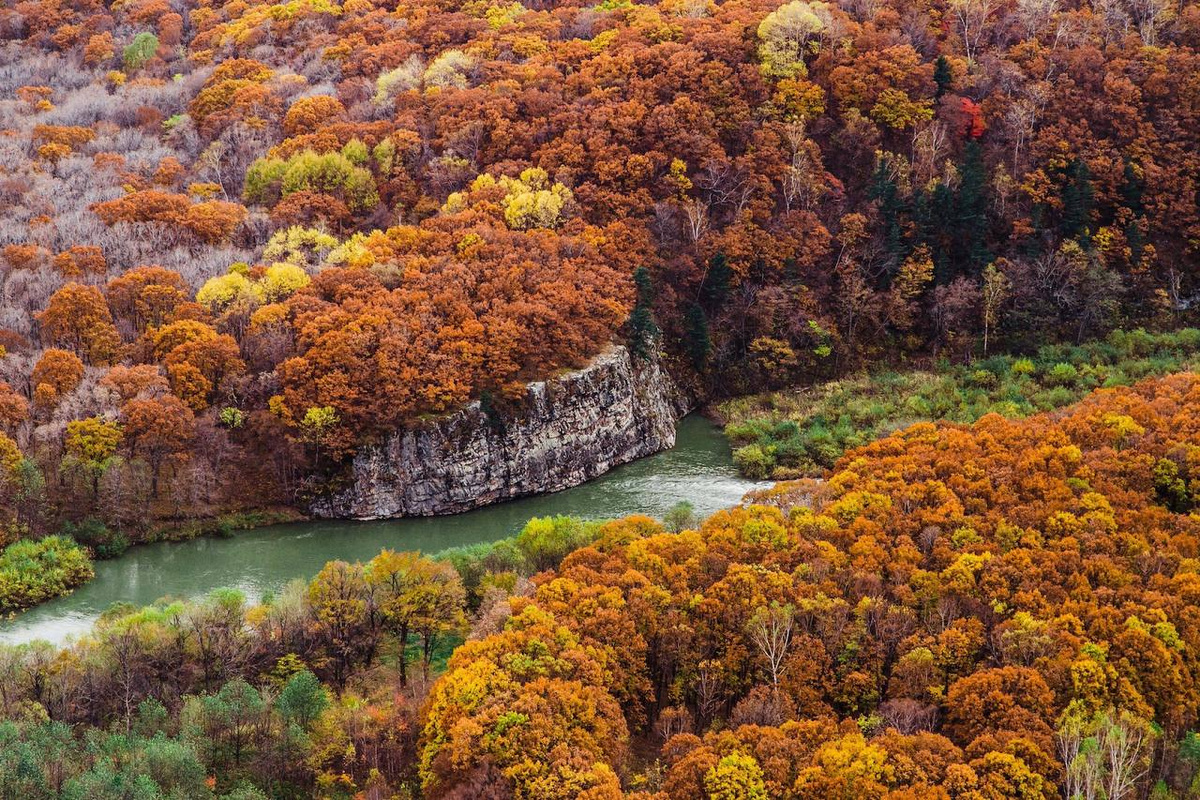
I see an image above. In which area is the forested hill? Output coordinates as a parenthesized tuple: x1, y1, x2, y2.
(2, 0, 1200, 534)
(2, 373, 1199, 796)
(418, 372, 1200, 797)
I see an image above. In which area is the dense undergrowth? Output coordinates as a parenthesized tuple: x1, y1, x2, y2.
(722, 327, 1200, 479)
(0, 514, 618, 795)
(4, 374, 1200, 797)
(0, 536, 93, 613)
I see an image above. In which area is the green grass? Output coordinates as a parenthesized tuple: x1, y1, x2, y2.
(146, 507, 308, 543)
(719, 328, 1200, 479)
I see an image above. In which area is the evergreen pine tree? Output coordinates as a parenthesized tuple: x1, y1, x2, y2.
(1126, 219, 1145, 264)
(955, 140, 991, 275)
(701, 252, 732, 309)
(1060, 158, 1094, 243)
(1120, 159, 1144, 217)
(684, 303, 712, 371)
(627, 267, 659, 360)
(633, 265, 654, 307)
(914, 183, 955, 284)
(933, 56, 953, 98)
(869, 159, 906, 274)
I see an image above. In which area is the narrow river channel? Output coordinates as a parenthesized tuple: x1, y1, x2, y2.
(1, 414, 764, 645)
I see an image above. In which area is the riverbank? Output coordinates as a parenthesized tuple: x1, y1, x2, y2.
(4, 344, 683, 617)
(719, 328, 1200, 479)
(0, 414, 764, 644)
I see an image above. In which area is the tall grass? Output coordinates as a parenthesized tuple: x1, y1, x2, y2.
(719, 328, 1200, 479)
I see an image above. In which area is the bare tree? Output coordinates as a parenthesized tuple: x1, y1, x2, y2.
(1058, 712, 1103, 800)
(680, 198, 710, 244)
(1102, 710, 1153, 800)
(781, 122, 826, 212)
(694, 659, 724, 724)
(950, 0, 1000, 63)
(879, 698, 938, 734)
(1058, 708, 1155, 800)
(748, 602, 795, 695)
(1014, 0, 1058, 38)
(654, 706, 695, 743)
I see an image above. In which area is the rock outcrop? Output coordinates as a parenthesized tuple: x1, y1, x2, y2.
(309, 345, 687, 519)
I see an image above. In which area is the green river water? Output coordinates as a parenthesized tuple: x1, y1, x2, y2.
(1, 414, 763, 645)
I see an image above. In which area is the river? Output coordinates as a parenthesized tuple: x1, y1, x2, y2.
(1, 414, 764, 645)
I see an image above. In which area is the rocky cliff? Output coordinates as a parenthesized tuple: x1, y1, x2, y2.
(309, 345, 687, 519)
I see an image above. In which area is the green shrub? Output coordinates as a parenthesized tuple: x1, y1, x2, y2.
(435, 516, 601, 607)
(1102, 369, 1129, 388)
(515, 515, 599, 573)
(341, 138, 370, 165)
(219, 407, 245, 428)
(663, 501, 698, 533)
(1033, 386, 1075, 411)
(0, 536, 94, 612)
(436, 538, 526, 609)
(60, 518, 129, 559)
(1011, 358, 1035, 375)
(123, 32, 159, 70)
(969, 369, 997, 388)
(1174, 328, 1200, 350)
(986, 400, 1024, 418)
(1045, 362, 1079, 387)
(244, 150, 379, 211)
(807, 437, 844, 468)
(733, 444, 773, 479)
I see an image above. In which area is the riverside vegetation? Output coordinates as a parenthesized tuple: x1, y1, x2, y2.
(4, 0, 1200, 585)
(2, 375, 1200, 797)
(722, 328, 1200, 479)
(5, 0, 1200, 792)
(0, 537, 93, 614)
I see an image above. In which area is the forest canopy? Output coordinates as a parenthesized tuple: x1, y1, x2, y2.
(4, 0, 1200, 794)
(2, 0, 1200, 544)
(2, 374, 1199, 797)
(422, 372, 1200, 797)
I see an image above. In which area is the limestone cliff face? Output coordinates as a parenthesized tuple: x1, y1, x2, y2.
(309, 345, 687, 519)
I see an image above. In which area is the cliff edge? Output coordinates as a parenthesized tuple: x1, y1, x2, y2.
(309, 345, 686, 519)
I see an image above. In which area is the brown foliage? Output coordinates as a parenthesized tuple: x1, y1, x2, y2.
(31, 348, 85, 407)
(54, 246, 106, 278)
(423, 374, 1200, 797)
(282, 95, 346, 138)
(36, 283, 122, 365)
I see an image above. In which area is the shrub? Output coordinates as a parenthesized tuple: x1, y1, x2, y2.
(0, 536, 94, 611)
(61, 518, 130, 559)
(515, 515, 600, 572)
(733, 443, 773, 479)
(245, 150, 378, 212)
(1011, 358, 1035, 375)
(123, 32, 159, 70)
(1044, 362, 1079, 386)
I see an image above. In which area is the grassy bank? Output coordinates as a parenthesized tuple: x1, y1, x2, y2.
(147, 508, 309, 543)
(58, 507, 308, 562)
(0, 509, 305, 617)
(0, 536, 93, 613)
(720, 328, 1200, 479)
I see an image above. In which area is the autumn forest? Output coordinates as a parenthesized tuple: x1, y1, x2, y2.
(2, 0, 1200, 791)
